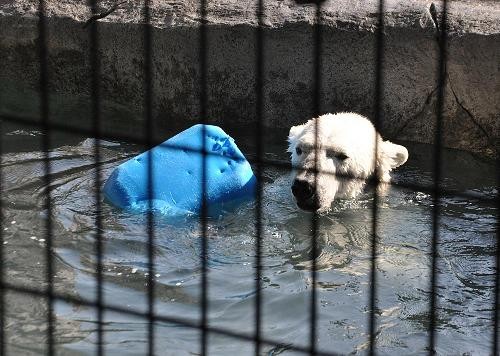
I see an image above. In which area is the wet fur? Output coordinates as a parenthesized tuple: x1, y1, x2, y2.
(288, 112, 408, 212)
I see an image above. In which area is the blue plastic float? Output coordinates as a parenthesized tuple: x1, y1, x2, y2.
(103, 124, 257, 216)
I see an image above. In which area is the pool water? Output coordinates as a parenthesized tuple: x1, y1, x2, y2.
(0, 120, 497, 355)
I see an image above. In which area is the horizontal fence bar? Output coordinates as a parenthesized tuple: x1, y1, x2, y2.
(0, 114, 494, 205)
(1, 282, 340, 356)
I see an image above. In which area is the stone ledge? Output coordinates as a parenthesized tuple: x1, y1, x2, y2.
(2, 0, 499, 34)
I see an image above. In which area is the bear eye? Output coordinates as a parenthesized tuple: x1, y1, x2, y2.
(295, 146, 302, 155)
(327, 150, 348, 161)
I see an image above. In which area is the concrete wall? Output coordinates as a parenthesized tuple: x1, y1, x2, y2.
(0, 0, 498, 157)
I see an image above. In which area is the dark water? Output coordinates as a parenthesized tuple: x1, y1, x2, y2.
(0, 119, 497, 355)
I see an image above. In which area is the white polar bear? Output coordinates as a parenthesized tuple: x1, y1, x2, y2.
(287, 112, 408, 212)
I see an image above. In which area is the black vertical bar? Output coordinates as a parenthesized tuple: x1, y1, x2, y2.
(492, 159, 499, 354)
(38, 2, 55, 355)
(311, 2, 322, 354)
(254, 0, 265, 354)
(199, 0, 208, 355)
(368, 0, 385, 354)
(428, 1, 448, 354)
(0, 121, 4, 356)
(38, 1, 55, 354)
(142, 1, 155, 355)
(88, 0, 104, 354)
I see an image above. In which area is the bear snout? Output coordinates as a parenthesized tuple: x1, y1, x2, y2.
(292, 179, 314, 201)
(291, 179, 322, 211)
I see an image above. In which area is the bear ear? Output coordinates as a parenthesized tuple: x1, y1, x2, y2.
(287, 123, 307, 154)
(381, 140, 408, 169)
(288, 123, 307, 142)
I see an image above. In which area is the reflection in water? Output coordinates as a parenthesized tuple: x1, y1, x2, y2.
(0, 125, 497, 355)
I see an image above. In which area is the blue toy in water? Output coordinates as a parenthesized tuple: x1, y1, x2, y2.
(103, 124, 257, 215)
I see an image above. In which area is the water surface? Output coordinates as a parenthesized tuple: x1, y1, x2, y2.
(0, 120, 497, 355)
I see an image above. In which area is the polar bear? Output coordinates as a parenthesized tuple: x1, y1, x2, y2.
(288, 112, 408, 212)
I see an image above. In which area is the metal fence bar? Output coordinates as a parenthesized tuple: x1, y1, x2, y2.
(368, 0, 385, 353)
(493, 160, 500, 354)
(199, 0, 209, 354)
(254, 0, 265, 354)
(311, 2, 323, 354)
(141, 1, 156, 355)
(0, 113, 494, 203)
(37, 1, 55, 354)
(88, 0, 104, 354)
(429, 1, 448, 354)
(0, 121, 4, 356)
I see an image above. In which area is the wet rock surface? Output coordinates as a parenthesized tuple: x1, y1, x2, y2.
(0, 0, 498, 157)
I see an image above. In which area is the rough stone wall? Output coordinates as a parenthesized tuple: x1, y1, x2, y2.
(0, 0, 498, 157)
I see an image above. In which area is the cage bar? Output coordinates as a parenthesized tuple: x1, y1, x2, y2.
(88, 0, 105, 354)
(429, 0, 448, 354)
(141, 1, 156, 355)
(0, 113, 491, 204)
(254, 0, 265, 355)
(37, 0, 55, 354)
(0, 121, 4, 356)
(492, 160, 500, 354)
(367, 0, 385, 353)
(310, 2, 323, 354)
(199, 0, 209, 355)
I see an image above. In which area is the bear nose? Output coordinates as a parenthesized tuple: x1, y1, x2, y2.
(292, 179, 314, 200)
